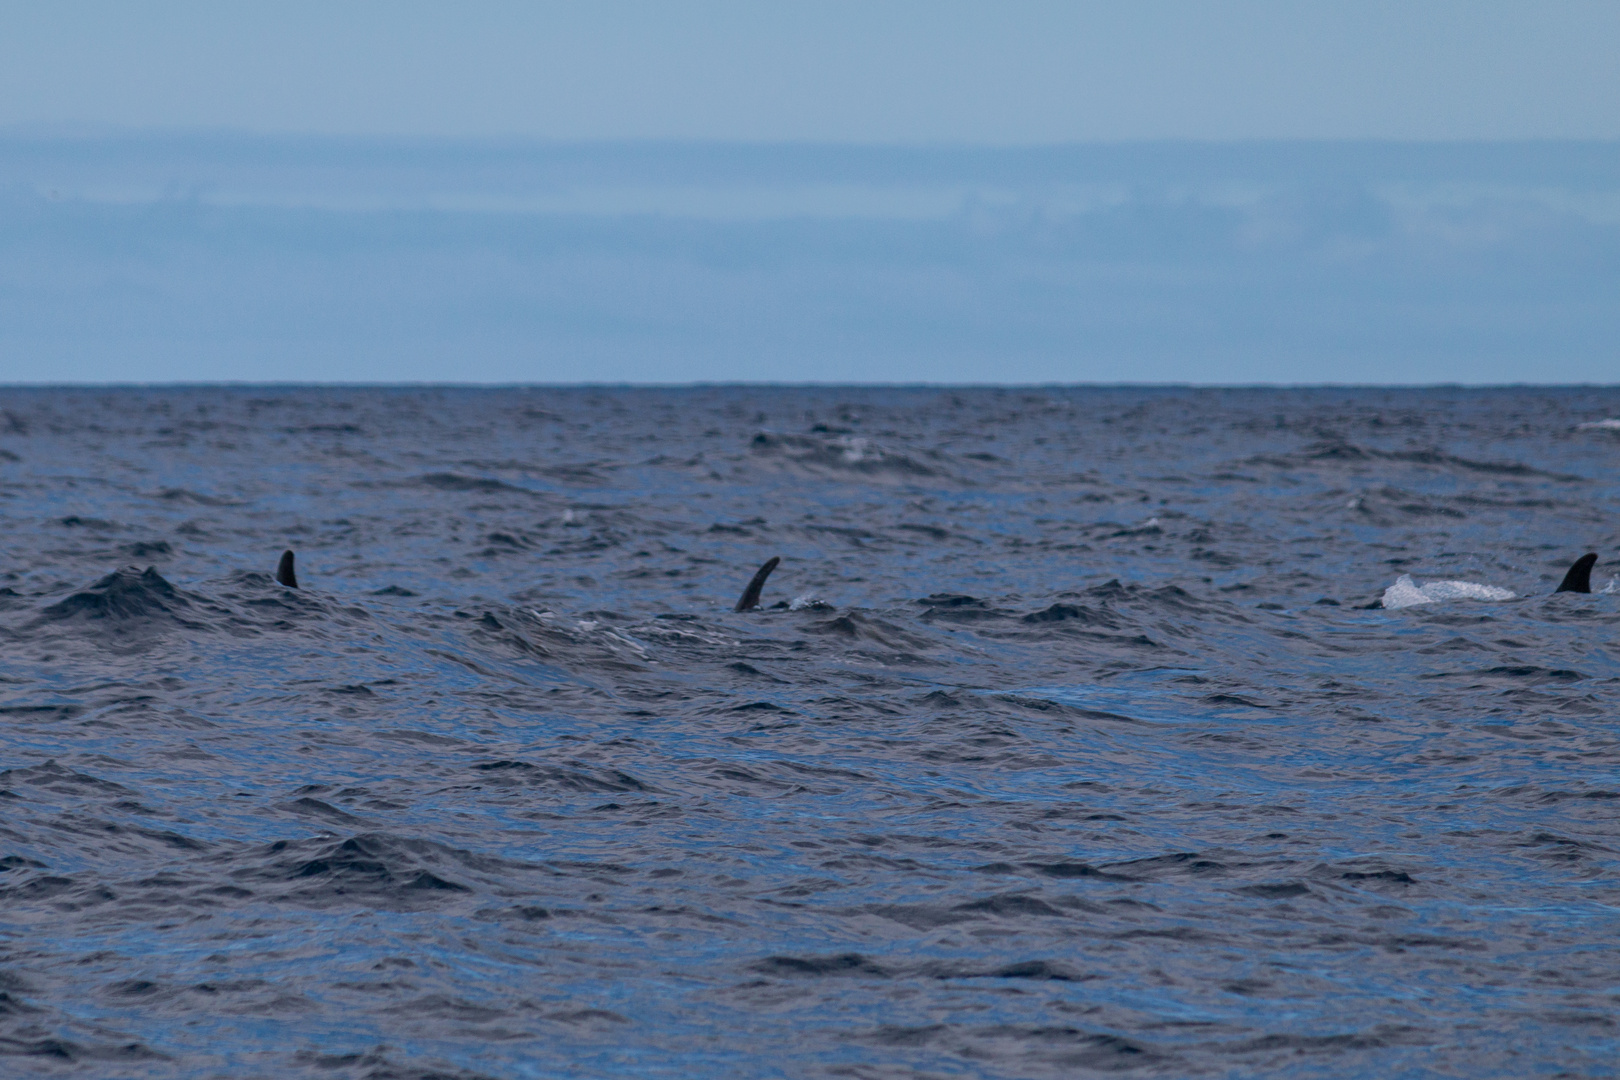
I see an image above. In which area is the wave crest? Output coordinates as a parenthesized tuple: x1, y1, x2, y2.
(1381, 574, 1515, 610)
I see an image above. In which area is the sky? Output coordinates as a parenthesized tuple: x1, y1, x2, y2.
(0, 3, 1616, 384)
(3, 1, 1617, 143)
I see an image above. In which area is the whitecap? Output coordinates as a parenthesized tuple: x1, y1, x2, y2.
(1380, 573, 1516, 610)
(1575, 418, 1620, 431)
(833, 435, 872, 464)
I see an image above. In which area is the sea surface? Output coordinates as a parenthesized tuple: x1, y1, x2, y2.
(1, 385, 1618, 1079)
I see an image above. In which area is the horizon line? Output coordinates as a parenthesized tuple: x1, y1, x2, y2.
(6, 125, 1620, 151)
(3, 381, 1618, 392)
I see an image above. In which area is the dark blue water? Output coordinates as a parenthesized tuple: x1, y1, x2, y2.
(2, 386, 1618, 1078)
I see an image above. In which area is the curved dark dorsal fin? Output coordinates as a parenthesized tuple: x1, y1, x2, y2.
(275, 550, 298, 589)
(734, 556, 781, 612)
(1555, 552, 1597, 594)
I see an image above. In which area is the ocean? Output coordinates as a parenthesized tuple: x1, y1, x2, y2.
(1, 384, 1617, 1078)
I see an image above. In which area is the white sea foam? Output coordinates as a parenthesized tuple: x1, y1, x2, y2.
(1576, 418, 1620, 430)
(833, 435, 873, 464)
(1381, 574, 1516, 610)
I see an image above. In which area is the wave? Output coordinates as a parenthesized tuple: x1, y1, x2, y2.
(1251, 439, 1586, 481)
(1380, 574, 1515, 610)
(749, 431, 945, 480)
(37, 567, 199, 625)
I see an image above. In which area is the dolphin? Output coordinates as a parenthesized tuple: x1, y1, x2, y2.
(1555, 552, 1598, 593)
(276, 550, 299, 589)
(734, 556, 781, 612)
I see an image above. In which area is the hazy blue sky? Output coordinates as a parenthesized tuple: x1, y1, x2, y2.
(1, 5, 1616, 384)
(3, 1, 1617, 142)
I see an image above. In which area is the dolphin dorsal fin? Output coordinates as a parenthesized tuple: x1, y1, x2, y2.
(276, 550, 298, 589)
(1555, 552, 1597, 594)
(734, 556, 781, 612)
